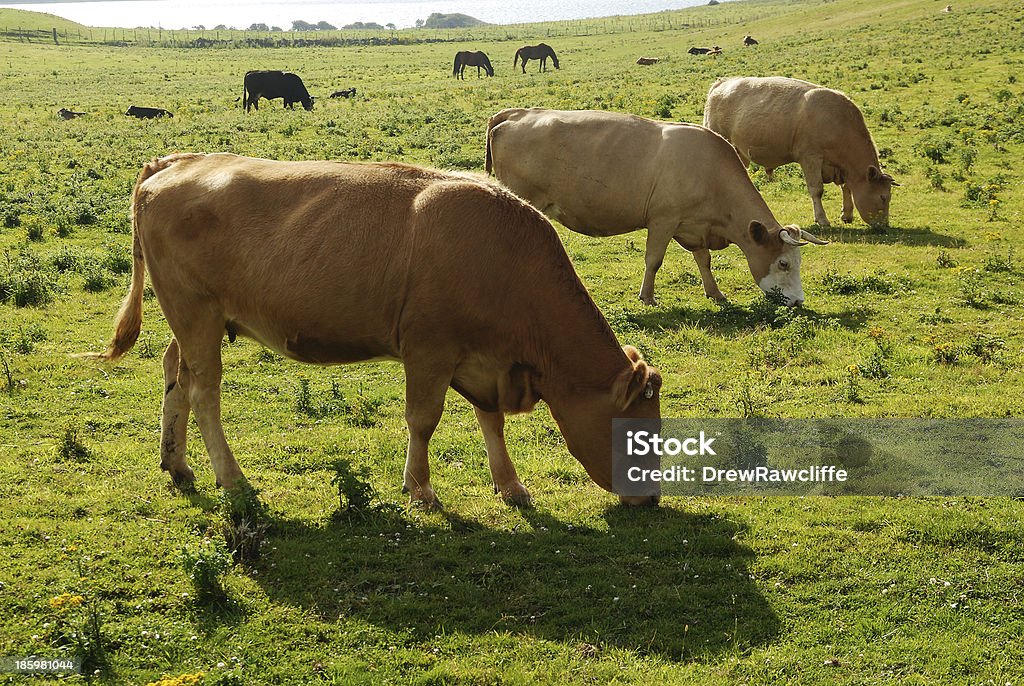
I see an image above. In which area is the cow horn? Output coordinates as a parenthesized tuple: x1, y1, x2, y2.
(779, 227, 808, 246)
(796, 227, 829, 245)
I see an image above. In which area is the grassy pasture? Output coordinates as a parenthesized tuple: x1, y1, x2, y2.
(1, 0, 1023, 683)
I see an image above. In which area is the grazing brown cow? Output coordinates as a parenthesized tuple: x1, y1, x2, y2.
(636, 57, 660, 65)
(704, 76, 897, 228)
(486, 108, 826, 307)
(88, 153, 662, 508)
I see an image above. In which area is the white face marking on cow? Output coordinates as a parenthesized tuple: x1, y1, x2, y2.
(757, 245, 804, 306)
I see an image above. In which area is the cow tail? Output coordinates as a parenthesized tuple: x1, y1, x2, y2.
(513, 50, 520, 70)
(88, 158, 169, 361)
(485, 110, 516, 175)
(452, 53, 459, 77)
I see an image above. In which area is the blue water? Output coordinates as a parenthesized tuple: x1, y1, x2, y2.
(0, 0, 707, 31)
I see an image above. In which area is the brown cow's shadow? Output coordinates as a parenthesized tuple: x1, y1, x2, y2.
(616, 301, 873, 338)
(243, 502, 779, 660)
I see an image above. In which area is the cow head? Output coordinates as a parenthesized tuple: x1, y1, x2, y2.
(302, 96, 314, 111)
(546, 346, 662, 506)
(853, 165, 897, 228)
(744, 222, 828, 307)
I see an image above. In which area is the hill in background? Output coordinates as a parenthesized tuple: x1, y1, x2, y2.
(422, 12, 486, 28)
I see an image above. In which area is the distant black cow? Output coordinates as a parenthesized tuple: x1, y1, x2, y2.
(688, 46, 712, 55)
(743, 35, 759, 46)
(242, 70, 313, 112)
(125, 106, 173, 119)
(57, 108, 86, 120)
(330, 88, 357, 98)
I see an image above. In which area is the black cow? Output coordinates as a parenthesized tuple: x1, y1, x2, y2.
(688, 46, 712, 55)
(242, 70, 313, 112)
(743, 35, 759, 46)
(57, 108, 86, 120)
(330, 88, 357, 98)
(125, 106, 173, 119)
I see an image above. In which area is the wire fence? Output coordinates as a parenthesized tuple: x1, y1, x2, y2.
(0, 10, 777, 49)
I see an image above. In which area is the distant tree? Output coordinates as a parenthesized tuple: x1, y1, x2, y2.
(247, 23, 269, 31)
(192, 25, 205, 30)
(291, 20, 315, 31)
(316, 20, 337, 30)
(214, 24, 228, 30)
(415, 18, 424, 28)
(271, 26, 283, 32)
(343, 21, 384, 30)
(386, 23, 396, 30)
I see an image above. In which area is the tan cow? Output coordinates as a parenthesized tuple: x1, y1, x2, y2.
(636, 57, 660, 65)
(88, 153, 663, 508)
(485, 108, 826, 307)
(704, 76, 897, 228)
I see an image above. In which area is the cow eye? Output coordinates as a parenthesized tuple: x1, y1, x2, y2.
(779, 260, 790, 271)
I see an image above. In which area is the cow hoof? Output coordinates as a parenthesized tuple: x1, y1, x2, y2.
(639, 295, 658, 307)
(169, 466, 196, 490)
(409, 494, 444, 511)
(706, 291, 727, 302)
(498, 482, 533, 508)
(841, 215, 853, 224)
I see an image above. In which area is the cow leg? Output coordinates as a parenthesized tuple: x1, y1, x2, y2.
(682, 243, 726, 301)
(160, 338, 195, 488)
(639, 226, 675, 306)
(764, 166, 776, 182)
(841, 183, 854, 223)
(402, 364, 451, 509)
(474, 407, 531, 506)
(173, 316, 245, 490)
(800, 159, 831, 227)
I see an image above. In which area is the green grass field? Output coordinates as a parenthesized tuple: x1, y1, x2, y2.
(1, 0, 1023, 683)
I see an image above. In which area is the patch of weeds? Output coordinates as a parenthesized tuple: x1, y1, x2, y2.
(936, 250, 958, 268)
(219, 482, 270, 565)
(81, 261, 117, 292)
(842, 364, 864, 404)
(919, 308, 953, 325)
(931, 342, 961, 365)
(23, 214, 46, 242)
(1, 351, 13, 392)
(927, 167, 945, 190)
(0, 251, 61, 307)
(177, 535, 234, 601)
(983, 246, 1014, 273)
(732, 376, 774, 418)
(917, 133, 953, 163)
(294, 378, 348, 419)
(2, 323, 47, 354)
(331, 459, 398, 519)
(347, 385, 386, 428)
(859, 327, 892, 379)
(953, 268, 986, 308)
(51, 245, 82, 273)
(962, 174, 1005, 209)
(46, 556, 109, 675)
(57, 424, 92, 463)
(101, 241, 133, 274)
(964, 333, 1005, 364)
(819, 268, 910, 296)
(653, 93, 677, 118)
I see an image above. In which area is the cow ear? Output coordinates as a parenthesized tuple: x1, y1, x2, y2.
(613, 358, 652, 411)
(498, 363, 540, 414)
(748, 220, 770, 245)
(622, 345, 643, 363)
(868, 165, 881, 182)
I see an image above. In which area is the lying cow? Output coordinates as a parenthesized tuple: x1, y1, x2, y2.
(242, 70, 313, 112)
(688, 46, 712, 55)
(704, 76, 897, 228)
(87, 153, 662, 508)
(57, 107, 86, 119)
(329, 87, 357, 98)
(125, 105, 173, 119)
(486, 108, 826, 307)
(636, 57, 660, 65)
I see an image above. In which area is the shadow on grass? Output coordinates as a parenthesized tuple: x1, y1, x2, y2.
(622, 301, 872, 337)
(812, 224, 967, 248)
(248, 502, 779, 661)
